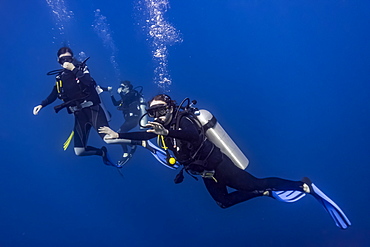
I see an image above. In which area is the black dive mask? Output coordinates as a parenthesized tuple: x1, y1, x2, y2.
(58, 56, 73, 65)
(146, 104, 170, 118)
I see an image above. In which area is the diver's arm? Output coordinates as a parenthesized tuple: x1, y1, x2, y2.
(62, 61, 93, 86)
(72, 65, 93, 86)
(34, 86, 58, 115)
(118, 131, 156, 140)
(99, 86, 113, 94)
(110, 95, 121, 106)
(41, 85, 58, 107)
(99, 127, 156, 140)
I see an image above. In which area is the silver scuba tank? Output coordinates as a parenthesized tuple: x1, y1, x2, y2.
(195, 109, 249, 170)
(139, 96, 148, 129)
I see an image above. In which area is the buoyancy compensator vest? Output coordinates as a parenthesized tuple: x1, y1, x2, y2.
(176, 98, 249, 170)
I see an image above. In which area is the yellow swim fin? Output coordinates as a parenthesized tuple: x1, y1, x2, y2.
(63, 131, 74, 151)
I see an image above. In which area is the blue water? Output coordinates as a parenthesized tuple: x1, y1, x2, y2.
(1, 1, 369, 246)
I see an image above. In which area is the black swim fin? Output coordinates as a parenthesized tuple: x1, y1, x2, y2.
(101, 146, 121, 168)
(117, 145, 137, 167)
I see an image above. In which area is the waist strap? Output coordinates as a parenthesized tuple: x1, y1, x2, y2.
(189, 169, 217, 182)
(69, 100, 94, 113)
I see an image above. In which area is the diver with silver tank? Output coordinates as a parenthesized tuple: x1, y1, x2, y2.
(101, 80, 147, 166)
(98, 94, 351, 229)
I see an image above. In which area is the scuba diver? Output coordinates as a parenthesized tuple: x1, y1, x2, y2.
(101, 80, 147, 166)
(33, 47, 117, 167)
(98, 94, 351, 229)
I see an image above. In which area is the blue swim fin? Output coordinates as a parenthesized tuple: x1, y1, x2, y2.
(302, 177, 351, 230)
(146, 141, 179, 170)
(271, 190, 306, 203)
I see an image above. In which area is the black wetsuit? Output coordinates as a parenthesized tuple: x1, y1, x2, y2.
(40, 65, 108, 156)
(108, 89, 143, 155)
(111, 90, 143, 133)
(117, 114, 305, 208)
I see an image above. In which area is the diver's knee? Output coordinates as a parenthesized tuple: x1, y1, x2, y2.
(74, 147, 85, 156)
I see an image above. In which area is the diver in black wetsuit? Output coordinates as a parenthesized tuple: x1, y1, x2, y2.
(98, 94, 351, 229)
(33, 47, 116, 167)
(102, 80, 146, 166)
(99, 94, 306, 206)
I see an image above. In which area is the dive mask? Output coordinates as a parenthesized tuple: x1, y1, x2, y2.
(146, 104, 170, 118)
(58, 56, 73, 65)
(117, 86, 129, 94)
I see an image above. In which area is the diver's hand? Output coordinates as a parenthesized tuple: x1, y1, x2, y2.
(98, 126, 119, 139)
(62, 62, 76, 71)
(146, 121, 169, 135)
(33, 105, 43, 115)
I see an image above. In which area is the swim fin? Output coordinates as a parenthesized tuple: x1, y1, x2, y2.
(101, 146, 121, 168)
(117, 145, 137, 167)
(302, 177, 351, 230)
(63, 131, 74, 150)
(271, 190, 306, 203)
(117, 153, 132, 167)
(145, 141, 179, 169)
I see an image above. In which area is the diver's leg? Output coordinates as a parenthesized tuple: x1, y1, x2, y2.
(217, 155, 305, 192)
(73, 111, 103, 156)
(116, 115, 140, 165)
(119, 115, 139, 133)
(117, 114, 129, 153)
(76, 106, 116, 167)
(203, 178, 262, 208)
(118, 115, 139, 150)
(118, 124, 128, 154)
(92, 105, 110, 139)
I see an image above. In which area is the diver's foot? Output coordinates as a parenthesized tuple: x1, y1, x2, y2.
(302, 184, 310, 193)
(252, 190, 270, 197)
(263, 191, 270, 196)
(101, 146, 119, 168)
(141, 140, 147, 148)
(301, 177, 312, 193)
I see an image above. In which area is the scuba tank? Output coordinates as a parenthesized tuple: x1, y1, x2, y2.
(139, 96, 148, 129)
(195, 109, 249, 170)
